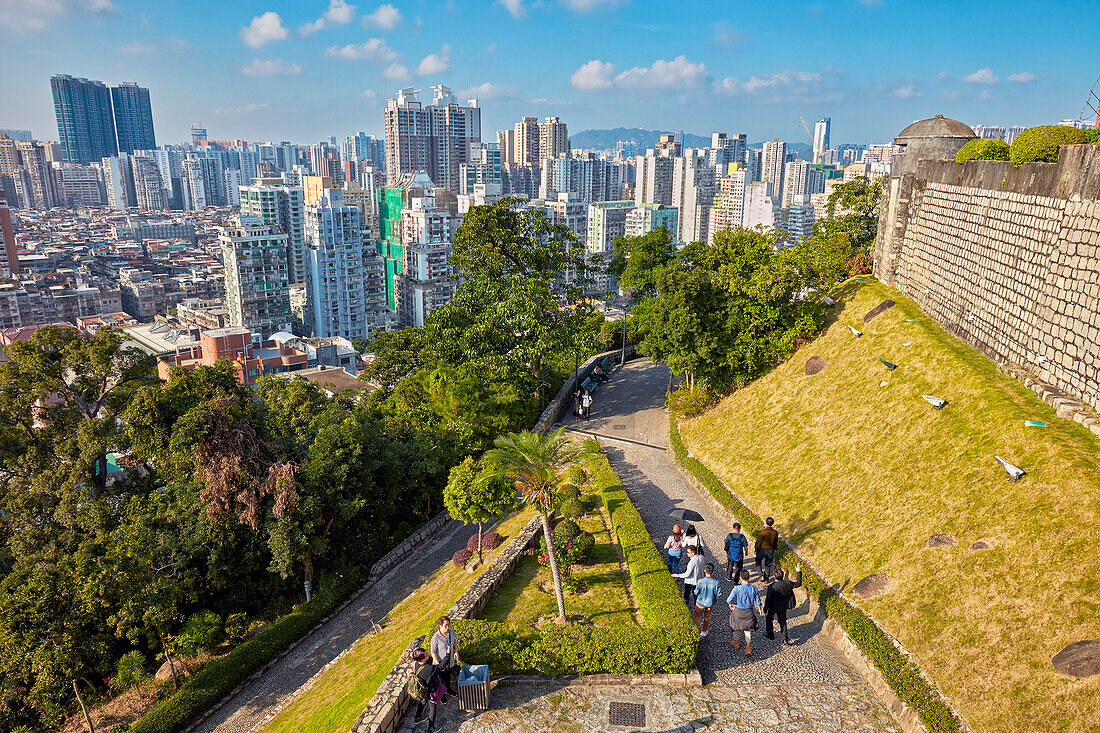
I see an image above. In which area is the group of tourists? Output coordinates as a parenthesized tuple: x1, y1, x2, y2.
(408, 616, 461, 733)
(665, 517, 802, 655)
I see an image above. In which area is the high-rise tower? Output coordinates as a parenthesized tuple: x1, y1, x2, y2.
(383, 86, 481, 193)
(51, 75, 118, 164)
(812, 117, 831, 165)
(111, 82, 156, 154)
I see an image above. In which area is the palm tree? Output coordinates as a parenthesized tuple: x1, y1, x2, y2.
(481, 428, 584, 623)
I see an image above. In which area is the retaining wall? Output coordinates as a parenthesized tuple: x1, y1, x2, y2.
(875, 143, 1100, 418)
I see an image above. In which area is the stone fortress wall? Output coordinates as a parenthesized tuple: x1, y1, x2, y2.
(875, 142, 1100, 415)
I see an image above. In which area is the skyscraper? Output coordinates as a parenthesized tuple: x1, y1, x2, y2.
(383, 86, 481, 193)
(761, 140, 787, 199)
(304, 189, 371, 339)
(240, 179, 307, 285)
(191, 123, 208, 146)
(0, 197, 17, 276)
(15, 140, 60, 209)
(539, 117, 569, 160)
(51, 75, 118, 164)
(514, 116, 540, 165)
(812, 117, 831, 165)
(111, 82, 156, 154)
(497, 129, 515, 165)
(221, 215, 293, 337)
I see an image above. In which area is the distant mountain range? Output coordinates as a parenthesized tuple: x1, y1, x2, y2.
(569, 127, 813, 159)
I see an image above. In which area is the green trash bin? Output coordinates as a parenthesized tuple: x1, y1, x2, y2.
(456, 664, 489, 711)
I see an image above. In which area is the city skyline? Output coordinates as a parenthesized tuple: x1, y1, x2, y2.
(1, 0, 1097, 145)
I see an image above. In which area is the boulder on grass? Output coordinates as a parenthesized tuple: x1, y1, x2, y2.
(851, 573, 892, 599)
(863, 299, 896, 323)
(805, 356, 827, 376)
(155, 658, 194, 682)
(924, 534, 956, 549)
(1052, 640, 1100, 679)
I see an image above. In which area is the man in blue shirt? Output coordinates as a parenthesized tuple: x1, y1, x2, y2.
(724, 522, 748, 582)
(693, 563, 721, 638)
(727, 570, 763, 655)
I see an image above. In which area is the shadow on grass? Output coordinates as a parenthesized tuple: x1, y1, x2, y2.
(783, 510, 833, 552)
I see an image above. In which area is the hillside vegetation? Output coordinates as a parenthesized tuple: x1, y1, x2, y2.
(680, 279, 1100, 733)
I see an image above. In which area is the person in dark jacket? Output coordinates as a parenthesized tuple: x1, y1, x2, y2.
(764, 563, 802, 644)
(410, 648, 442, 732)
(755, 517, 779, 578)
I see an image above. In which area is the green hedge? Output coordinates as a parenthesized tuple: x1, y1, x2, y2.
(128, 571, 363, 733)
(955, 137, 1009, 163)
(668, 412, 961, 733)
(1008, 125, 1089, 167)
(454, 447, 698, 676)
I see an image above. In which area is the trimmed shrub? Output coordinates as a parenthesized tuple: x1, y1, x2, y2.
(665, 384, 715, 418)
(466, 531, 503, 551)
(845, 253, 873, 277)
(113, 650, 149, 692)
(667, 411, 960, 733)
(538, 522, 594, 566)
(557, 483, 581, 501)
(955, 138, 1010, 163)
(1009, 125, 1089, 167)
(129, 569, 362, 733)
(452, 548, 474, 568)
(456, 447, 697, 677)
(559, 498, 586, 518)
(174, 611, 222, 657)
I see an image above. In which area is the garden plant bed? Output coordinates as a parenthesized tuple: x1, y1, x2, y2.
(259, 508, 535, 733)
(678, 279, 1100, 733)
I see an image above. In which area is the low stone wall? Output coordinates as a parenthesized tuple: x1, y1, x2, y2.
(368, 510, 453, 583)
(351, 514, 543, 733)
(999, 363, 1100, 437)
(533, 345, 637, 434)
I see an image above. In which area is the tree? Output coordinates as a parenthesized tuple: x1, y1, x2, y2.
(825, 176, 882, 220)
(444, 457, 516, 560)
(481, 429, 585, 623)
(610, 227, 678, 298)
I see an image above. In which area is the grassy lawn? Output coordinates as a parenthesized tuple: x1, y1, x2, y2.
(261, 508, 535, 733)
(679, 279, 1100, 733)
(479, 507, 640, 629)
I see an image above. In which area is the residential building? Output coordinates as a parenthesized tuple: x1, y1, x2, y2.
(781, 160, 825, 208)
(780, 194, 815, 243)
(671, 149, 716, 244)
(132, 155, 167, 210)
(460, 142, 502, 196)
(502, 163, 540, 198)
(55, 164, 106, 206)
(707, 168, 748, 242)
(539, 117, 569, 159)
(155, 326, 310, 385)
(587, 200, 635, 254)
(0, 198, 16, 276)
(761, 140, 787, 200)
(103, 155, 136, 209)
(182, 155, 222, 210)
(972, 124, 1006, 140)
(304, 189, 373, 339)
(540, 153, 621, 203)
(497, 128, 515, 165)
(397, 184, 459, 327)
(384, 86, 481, 193)
(191, 123, 207, 145)
(240, 178, 307, 284)
(634, 146, 676, 207)
(220, 215, 293, 337)
(14, 141, 59, 209)
(710, 132, 747, 171)
(624, 203, 678, 238)
(1005, 125, 1026, 145)
(742, 181, 780, 232)
(812, 117, 831, 164)
(51, 75, 117, 165)
(111, 82, 156, 154)
(514, 116, 540, 165)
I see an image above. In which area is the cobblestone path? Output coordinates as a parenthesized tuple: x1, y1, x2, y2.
(394, 359, 900, 732)
(194, 518, 470, 733)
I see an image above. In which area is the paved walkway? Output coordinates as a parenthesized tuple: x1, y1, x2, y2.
(394, 360, 900, 732)
(194, 518, 470, 733)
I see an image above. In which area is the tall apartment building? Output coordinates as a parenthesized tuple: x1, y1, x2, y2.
(460, 142, 502, 195)
(744, 148, 762, 183)
(303, 189, 374, 339)
(55, 163, 106, 206)
(707, 169, 748, 242)
(761, 140, 787, 200)
(587, 200, 635, 255)
(14, 141, 59, 209)
(191, 123, 207, 145)
(710, 132, 747, 171)
(496, 129, 515, 165)
(220, 215, 293, 338)
(780, 194, 815, 244)
(0, 135, 18, 205)
(240, 179, 307, 285)
(103, 155, 136, 209)
(671, 150, 716, 244)
(51, 75, 117, 165)
(540, 154, 621, 202)
(624, 203, 678, 238)
(181, 155, 223, 211)
(634, 147, 676, 207)
(972, 125, 1006, 140)
(781, 160, 825, 208)
(111, 82, 156, 154)
(539, 117, 569, 160)
(384, 86, 481, 193)
(514, 117, 540, 165)
(501, 163, 540, 198)
(132, 156, 167, 210)
(742, 181, 780, 232)
(0, 198, 16, 276)
(812, 117, 831, 164)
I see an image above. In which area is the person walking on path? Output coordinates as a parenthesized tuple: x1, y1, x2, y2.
(724, 523, 748, 582)
(572, 388, 582, 420)
(673, 544, 705, 606)
(682, 524, 707, 559)
(693, 563, 721, 637)
(764, 563, 803, 645)
(410, 648, 443, 733)
(755, 517, 779, 578)
(664, 524, 684, 574)
(430, 616, 460, 701)
(728, 570, 763, 656)
(581, 390, 593, 420)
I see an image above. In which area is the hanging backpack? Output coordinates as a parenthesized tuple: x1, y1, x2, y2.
(407, 669, 428, 701)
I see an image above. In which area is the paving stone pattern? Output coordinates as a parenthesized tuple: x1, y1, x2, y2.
(393, 360, 900, 732)
(193, 518, 471, 733)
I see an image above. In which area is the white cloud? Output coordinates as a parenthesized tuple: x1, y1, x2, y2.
(326, 38, 399, 63)
(1008, 72, 1035, 83)
(718, 69, 821, 94)
(498, 0, 526, 18)
(417, 44, 451, 75)
(241, 11, 288, 47)
(936, 70, 950, 81)
(242, 59, 302, 76)
(484, 42, 497, 53)
(714, 68, 848, 105)
(561, 0, 624, 11)
(118, 40, 157, 55)
(710, 21, 744, 46)
(384, 62, 412, 82)
(214, 102, 269, 115)
(362, 2, 401, 29)
(614, 56, 709, 90)
(963, 68, 998, 84)
(889, 84, 923, 99)
(570, 59, 616, 90)
(459, 82, 518, 100)
(299, 0, 356, 35)
(0, 0, 114, 32)
(360, 89, 377, 98)
(978, 89, 993, 100)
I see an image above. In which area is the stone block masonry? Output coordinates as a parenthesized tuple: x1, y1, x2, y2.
(875, 144, 1100, 416)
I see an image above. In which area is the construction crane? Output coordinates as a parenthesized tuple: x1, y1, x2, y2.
(799, 117, 814, 142)
(1084, 77, 1100, 128)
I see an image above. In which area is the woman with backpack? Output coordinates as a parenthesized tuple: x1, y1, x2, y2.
(409, 648, 443, 732)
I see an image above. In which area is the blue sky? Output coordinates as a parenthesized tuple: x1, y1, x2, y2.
(1, 0, 1096, 146)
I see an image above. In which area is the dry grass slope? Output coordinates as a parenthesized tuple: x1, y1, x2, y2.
(680, 279, 1100, 733)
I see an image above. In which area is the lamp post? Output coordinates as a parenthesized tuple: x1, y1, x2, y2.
(613, 295, 632, 366)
